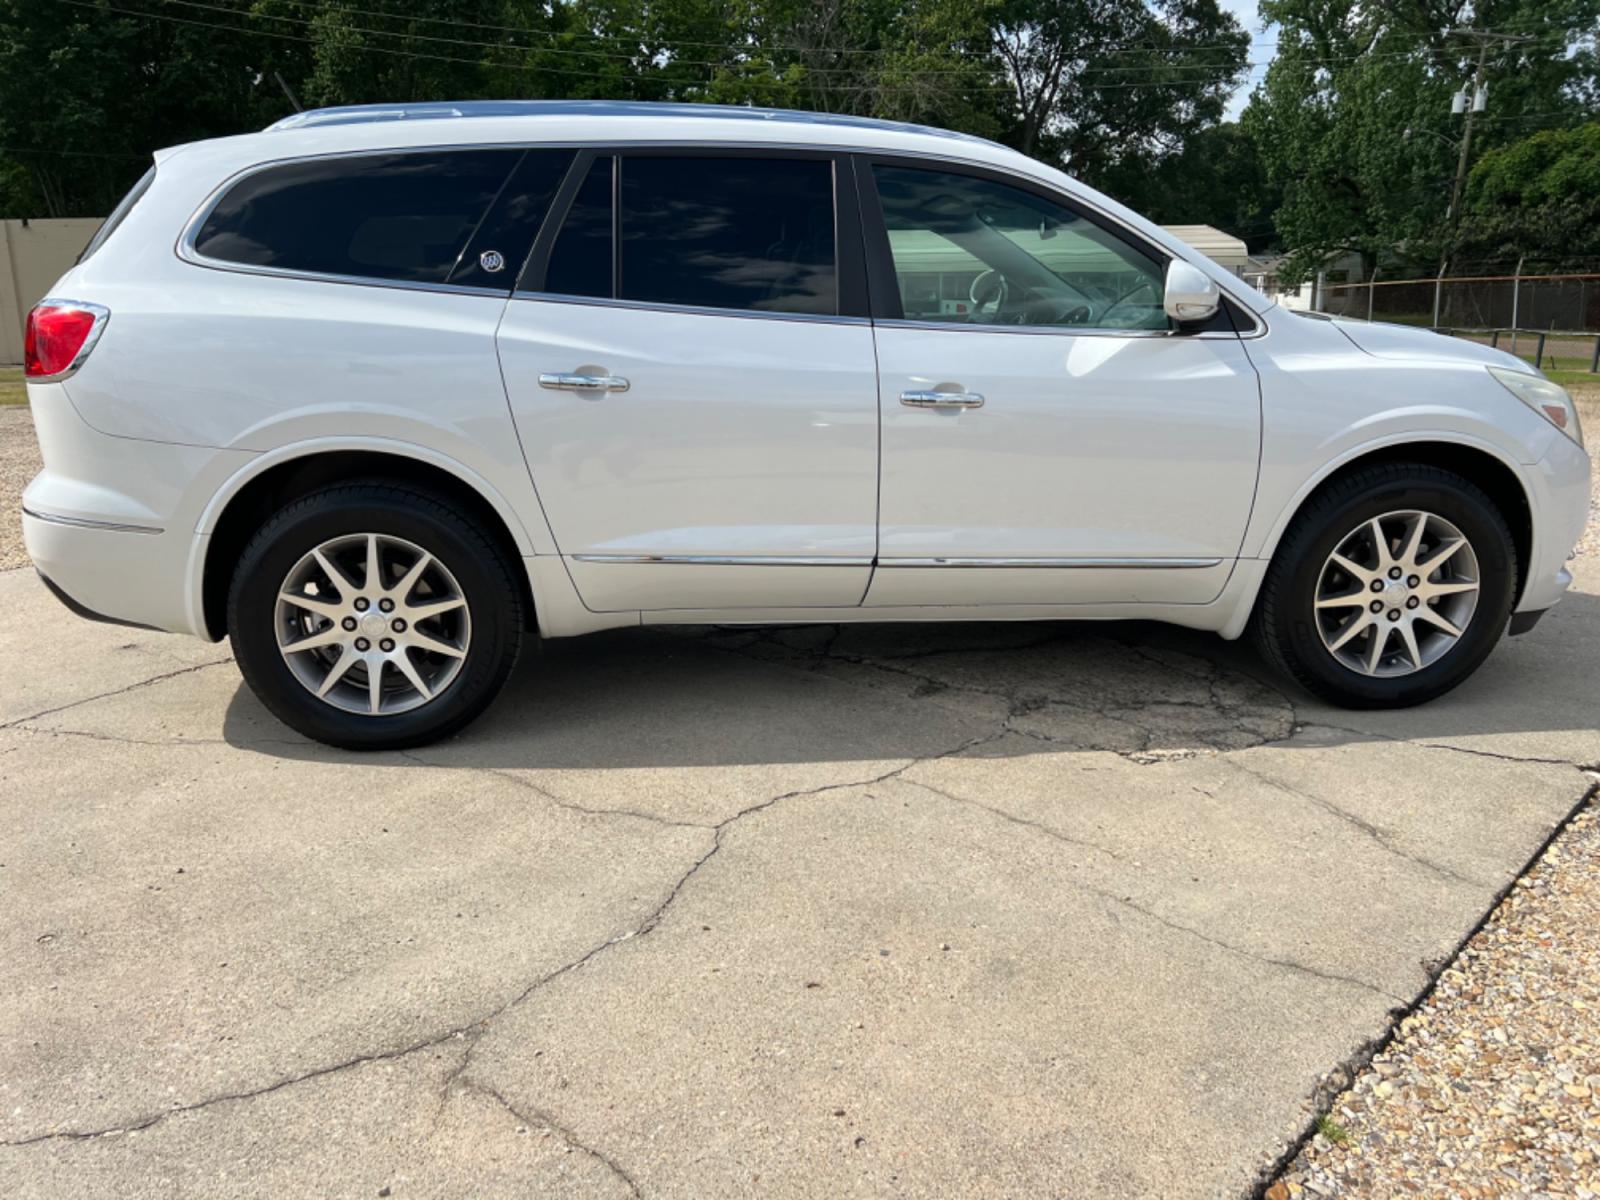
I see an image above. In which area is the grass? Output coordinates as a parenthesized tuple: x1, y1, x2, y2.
(1545, 367, 1600, 390)
(0, 366, 25, 407)
(1315, 1114, 1354, 1145)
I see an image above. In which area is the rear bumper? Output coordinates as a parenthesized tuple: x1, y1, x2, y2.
(20, 381, 254, 638)
(35, 566, 162, 631)
(22, 506, 200, 635)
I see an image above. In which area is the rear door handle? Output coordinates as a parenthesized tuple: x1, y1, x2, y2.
(900, 389, 984, 409)
(539, 372, 630, 393)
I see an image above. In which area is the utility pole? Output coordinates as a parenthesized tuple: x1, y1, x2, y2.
(1439, 29, 1533, 271)
(1444, 40, 1490, 228)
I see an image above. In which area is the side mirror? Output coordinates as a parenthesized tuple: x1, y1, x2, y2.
(1163, 259, 1221, 325)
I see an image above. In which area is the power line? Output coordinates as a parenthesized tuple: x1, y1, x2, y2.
(80, 0, 1592, 99)
(215, 0, 1600, 64)
(61, 1, 1243, 96)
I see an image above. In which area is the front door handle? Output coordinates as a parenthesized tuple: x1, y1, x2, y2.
(539, 372, 630, 393)
(900, 389, 984, 409)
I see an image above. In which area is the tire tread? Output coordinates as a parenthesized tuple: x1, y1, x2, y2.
(1250, 461, 1516, 707)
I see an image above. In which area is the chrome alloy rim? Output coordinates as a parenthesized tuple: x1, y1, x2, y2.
(1314, 510, 1481, 678)
(275, 533, 471, 716)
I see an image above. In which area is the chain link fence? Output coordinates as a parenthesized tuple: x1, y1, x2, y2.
(1313, 267, 1600, 373)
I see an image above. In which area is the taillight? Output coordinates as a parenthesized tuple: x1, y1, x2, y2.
(24, 299, 110, 381)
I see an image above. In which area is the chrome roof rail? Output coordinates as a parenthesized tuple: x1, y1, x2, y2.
(264, 100, 1005, 148)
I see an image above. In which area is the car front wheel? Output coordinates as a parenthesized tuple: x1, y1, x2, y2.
(1252, 463, 1518, 708)
(227, 482, 523, 749)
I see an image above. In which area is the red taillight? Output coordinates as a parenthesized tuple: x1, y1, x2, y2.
(24, 300, 109, 380)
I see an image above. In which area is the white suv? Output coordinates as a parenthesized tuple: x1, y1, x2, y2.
(21, 102, 1590, 749)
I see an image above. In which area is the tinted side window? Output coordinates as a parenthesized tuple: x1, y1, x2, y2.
(194, 150, 522, 284)
(447, 149, 575, 289)
(543, 156, 613, 299)
(872, 164, 1167, 331)
(619, 157, 836, 315)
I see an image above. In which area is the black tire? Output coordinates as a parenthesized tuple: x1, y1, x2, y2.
(227, 481, 523, 750)
(1251, 462, 1517, 708)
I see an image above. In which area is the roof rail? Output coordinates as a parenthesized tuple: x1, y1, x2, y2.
(264, 99, 1003, 147)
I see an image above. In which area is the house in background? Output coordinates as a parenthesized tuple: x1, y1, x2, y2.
(1160, 225, 1249, 276)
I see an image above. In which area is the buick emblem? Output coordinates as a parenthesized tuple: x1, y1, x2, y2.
(479, 249, 506, 273)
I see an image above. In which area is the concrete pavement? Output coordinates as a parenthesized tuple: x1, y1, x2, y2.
(2, 562, 1597, 1198)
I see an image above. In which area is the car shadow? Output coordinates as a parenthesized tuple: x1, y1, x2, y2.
(221, 585, 1600, 768)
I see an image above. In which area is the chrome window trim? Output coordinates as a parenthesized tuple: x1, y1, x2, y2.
(173, 251, 513, 299)
(22, 506, 163, 535)
(879, 556, 1223, 569)
(872, 318, 1240, 341)
(514, 292, 871, 327)
(26, 300, 112, 383)
(174, 140, 1268, 335)
(571, 553, 1221, 569)
(572, 554, 873, 567)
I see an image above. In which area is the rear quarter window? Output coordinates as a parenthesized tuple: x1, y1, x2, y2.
(79, 164, 156, 263)
(192, 149, 530, 285)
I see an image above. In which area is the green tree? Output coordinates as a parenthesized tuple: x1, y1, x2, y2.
(0, 0, 1257, 220)
(991, 0, 1248, 180)
(1457, 122, 1600, 265)
(1244, 0, 1600, 282)
(0, 0, 285, 216)
(1098, 120, 1279, 248)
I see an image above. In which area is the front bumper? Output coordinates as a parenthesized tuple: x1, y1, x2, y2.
(1518, 431, 1591, 615)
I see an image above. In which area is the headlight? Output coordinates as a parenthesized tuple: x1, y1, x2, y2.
(1488, 366, 1584, 447)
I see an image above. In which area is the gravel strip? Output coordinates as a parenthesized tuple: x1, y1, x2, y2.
(1, 405, 41, 571)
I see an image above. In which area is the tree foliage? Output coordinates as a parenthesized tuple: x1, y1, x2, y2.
(1457, 121, 1600, 264)
(0, 0, 1246, 220)
(1243, 0, 1600, 281)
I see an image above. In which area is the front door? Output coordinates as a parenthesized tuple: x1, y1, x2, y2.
(496, 150, 879, 612)
(856, 159, 1261, 608)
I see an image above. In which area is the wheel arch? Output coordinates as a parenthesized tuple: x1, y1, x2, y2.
(197, 443, 537, 641)
(1253, 437, 1533, 610)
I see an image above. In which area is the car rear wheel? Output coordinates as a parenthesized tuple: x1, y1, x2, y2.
(1252, 463, 1517, 708)
(228, 482, 522, 749)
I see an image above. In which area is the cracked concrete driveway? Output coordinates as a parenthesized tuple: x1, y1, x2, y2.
(2, 561, 1597, 1199)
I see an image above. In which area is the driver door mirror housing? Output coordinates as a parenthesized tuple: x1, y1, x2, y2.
(1163, 260, 1221, 326)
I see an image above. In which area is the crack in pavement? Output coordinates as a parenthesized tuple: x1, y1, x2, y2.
(0, 658, 234, 731)
(688, 623, 1300, 766)
(461, 1079, 643, 1199)
(0, 1032, 476, 1149)
(8, 617, 1594, 1190)
(6, 724, 310, 750)
(0, 733, 1004, 1152)
(398, 752, 714, 832)
(1296, 720, 1600, 771)
(1217, 755, 1489, 889)
(900, 776, 1406, 1003)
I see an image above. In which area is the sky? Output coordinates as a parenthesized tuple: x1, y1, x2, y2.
(1219, 0, 1276, 119)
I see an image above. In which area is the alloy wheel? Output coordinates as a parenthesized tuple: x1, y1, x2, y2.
(274, 533, 471, 716)
(1313, 509, 1481, 678)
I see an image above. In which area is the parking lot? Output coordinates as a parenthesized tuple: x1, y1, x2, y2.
(3, 489, 1597, 1197)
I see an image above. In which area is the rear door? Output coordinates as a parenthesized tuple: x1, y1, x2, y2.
(495, 149, 880, 612)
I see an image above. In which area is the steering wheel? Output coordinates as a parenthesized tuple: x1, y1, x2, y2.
(968, 269, 1009, 318)
(1098, 279, 1161, 328)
